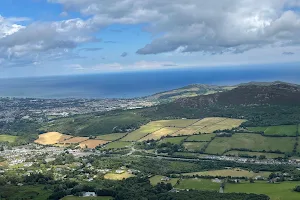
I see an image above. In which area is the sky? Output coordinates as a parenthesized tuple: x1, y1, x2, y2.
(1, 0, 300, 78)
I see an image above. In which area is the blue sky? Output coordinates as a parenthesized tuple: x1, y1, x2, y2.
(1, 0, 300, 78)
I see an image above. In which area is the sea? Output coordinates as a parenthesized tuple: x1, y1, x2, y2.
(0, 64, 299, 99)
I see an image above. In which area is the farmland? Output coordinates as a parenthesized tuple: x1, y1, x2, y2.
(172, 126, 202, 136)
(79, 139, 109, 149)
(104, 172, 135, 180)
(226, 181, 300, 200)
(183, 142, 208, 152)
(147, 119, 199, 128)
(120, 125, 161, 141)
(186, 134, 215, 142)
(61, 137, 89, 144)
(205, 133, 296, 155)
(34, 132, 73, 145)
(102, 141, 131, 150)
(139, 127, 181, 141)
(248, 125, 298, 136)
(96, 133, 127, 141)
(182, 169, 271, 178)
(149, 175, 179, 186)
(159, 136, 187, 145)
(0, 134, 18, 143)
(176, 178, 220, 191)
(225, 150, 284, 159)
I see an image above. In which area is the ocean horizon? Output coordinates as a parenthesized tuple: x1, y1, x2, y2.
(0, 65, 300, 99)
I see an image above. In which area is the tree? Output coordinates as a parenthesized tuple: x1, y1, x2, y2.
(249, 178, 255, 183)
(294, 186, 300, 192)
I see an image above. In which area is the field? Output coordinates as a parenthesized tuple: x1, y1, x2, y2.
(183, 169, 271, 178)
(159, 136, 187, 144)
(34, 132, 73, 145)
(248, 125, 298, 136)
(120, 125, 162, 141)
(61, 137, 89, 144)
(225, 150, 284, 158)
(0, 134, 17, 143)
(192, 118, 246, 133)
(96, 133, 127, 141)
(62, 196, 113, 200)
(149, 175, 179, 186)
(183, 142, 208, 152)
(186, 134, 215, 142)
(102, 141, 131, 150)
(139, 127, 181, 141)
(172, 126, 202, 136)
(79, 139, 109, 149)
(0, 185, 51, 199)
(176, 178, 220, 191)
(147, 119, 199, 128)
(104, 172, 135, 180)
(226, 181, 300, 200)
(205, 133, 296, 155)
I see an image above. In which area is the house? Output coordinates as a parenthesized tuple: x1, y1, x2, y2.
(161, 176, 170, 181)
(212, 178, 222, 183)
(116, 170, 124, 174)
(83, 192, 96, 197)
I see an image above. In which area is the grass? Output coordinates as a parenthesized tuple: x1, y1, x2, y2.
(149, 175, 179, 186)
(0, 185, 51, 200)
(147, 119, 199, 128)
(139, 127, 181, 141)
(183, 142, 208, 152)
(102, 141, 131, 150)
(183, 169, 271, 178)
(120, 125, 162, 141)
(172, 126, 202, 136)
(34, 132, 72, 145)
(104, 172, 135, 180)
(79, 140, 109, 149)
(248, 125, 298, 136)
(96, 133, 127, 141)
(159, 136, 187, 145)
(205, 133, 296, 155)
(176, 178, 220, 191)
(0, 134, 18, 143)
(62, 196, 113, 200)
(186, 134, 215, 142)
(192, 117, 228, 126)
(224, 150, 284, 158)
(226, 181, 300, 200)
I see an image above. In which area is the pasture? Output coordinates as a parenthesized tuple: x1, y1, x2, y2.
(104, 172, 134, 180)
(79, 139, 109, 149)
(61, 137, 89, 144)
(0, 185, 51, 200)
(120, 125, 161, 141)
(139, 127, 181, 141)
(159, 136, 187, 145)
(226, 181, 300, 200)
(186, 134, 215, 142)
(34, 132, 73, 145)
(102, 141, 131, 150)
(205, 133, 296, 155)
(248, 125, 298, 136)
(176, 178, 220, 191)
(225, 150, 284, 159)
(62, 196, 113, 200)
(147, 119, 199, 128)
(96, 133, 127, 141)
(0, 135, 17, 143)
(149, 175, 179, 186)
(183, 169, 271, 178)
(183, 142, 208, 152)
(172, 126, 202, 136)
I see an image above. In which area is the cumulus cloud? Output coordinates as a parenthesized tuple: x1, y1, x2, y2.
(48, 0, 300, 55)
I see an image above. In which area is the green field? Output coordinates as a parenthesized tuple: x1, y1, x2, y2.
(226, 181, 300, 200)
(120, 125, 161, 141)
(62, 196, 113, 200)
(0, 185, 51, 200)
(159, 136, 187, 145)
(149, 175, 179, 186)
(96, 133, 127, 141)
(248, 125, 298, 136)
(183, 142, 208, 152)
(102, 141, 131, 150)
(205, 133, 296, 155)
(225, 150, 284, 158)
(176, 178, 220, 191)
(147, 119, 199, 128)
(0, 134, 18, 143)
(183, 169, 271, 178)
(186, 134, 215, 142)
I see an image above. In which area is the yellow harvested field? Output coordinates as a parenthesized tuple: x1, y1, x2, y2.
(61, 137, 89, 144)
(172, 126, 203, 136)
(34, 132, 73, 145)
(192, 117, 227, 126)
(139, 127, 181, 141)
(216, 118, 247, 127)
(120, 125, 162, 141)
(104, 172, 135, 180)
(79, 139, 109, 149)
(183, 169, 271, 178)
(147, 119, 199, 128)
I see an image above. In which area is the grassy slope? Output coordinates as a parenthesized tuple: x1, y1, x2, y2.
(176, 179, 220, 191)
(102, 141, 131, 150)
(183, 169, 271, 178)
(120, 125, 161, 141)
(96, 133, 127, 141)
(183, 142, 208, 152)
(186, 134, 215, 142)
(149, 175, 179, 186)
(0, 185, 51, 200)
(0, 134, 18, 143)
(159, 136, 187, 145)
(205, 133, 296, 155)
